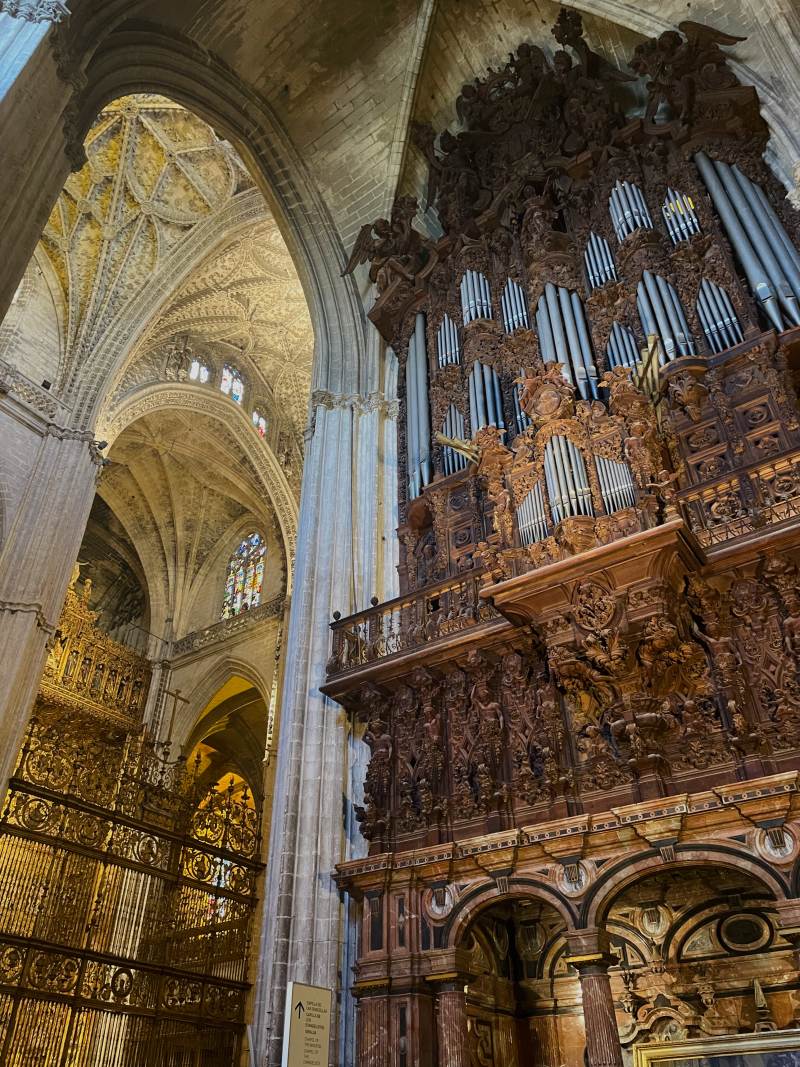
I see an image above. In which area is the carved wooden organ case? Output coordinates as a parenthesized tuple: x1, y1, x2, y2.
(328, 0, 800, 952)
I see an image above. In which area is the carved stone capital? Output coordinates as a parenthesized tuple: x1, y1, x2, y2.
(0, 0, 69, 21)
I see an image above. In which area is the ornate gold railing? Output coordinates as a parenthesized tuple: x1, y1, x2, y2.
(40, 580, 151, 721)
(0, 706, 263, 1065)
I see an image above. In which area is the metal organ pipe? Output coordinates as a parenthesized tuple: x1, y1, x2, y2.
(413, 312, 432, 488)
(517, 481, 548, 545)
(536, 284, 598, 399)
(436, 314, 460, 367)
(606, 323, 640, 368)
(403, 342, 420, 499)
(697, 278, 743, 353)
(571, 292, 599, 397)
(501, 278, 529, 332)
(543, 435, 593, 525)
(694, 151, 784, 331)
(714, 159, 800, 326)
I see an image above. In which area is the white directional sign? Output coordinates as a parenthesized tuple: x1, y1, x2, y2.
(281, 981, 333, 1067)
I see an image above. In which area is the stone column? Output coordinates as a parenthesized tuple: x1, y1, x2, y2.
(253, 392, 371, 1066)
(567, 931, 623, 1067)
(0, 420, 99, 795)
(435, 983, 470, 1067)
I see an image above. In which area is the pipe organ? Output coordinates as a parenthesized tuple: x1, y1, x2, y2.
(337, 12, 800, 1067)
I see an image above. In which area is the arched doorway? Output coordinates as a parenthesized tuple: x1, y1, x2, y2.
(451, 897, 577, 1067)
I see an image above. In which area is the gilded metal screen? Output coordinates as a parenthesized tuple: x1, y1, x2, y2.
(0, 587, 262, 1065)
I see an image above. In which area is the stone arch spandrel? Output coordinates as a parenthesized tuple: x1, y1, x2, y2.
(99, 385, 299, 588)
(580, 845, 791, 931)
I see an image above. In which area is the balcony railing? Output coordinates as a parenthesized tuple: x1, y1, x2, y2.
(172, 596, 284, 656)
(679, 452, 800, 548)
(326, 571, 501, 678)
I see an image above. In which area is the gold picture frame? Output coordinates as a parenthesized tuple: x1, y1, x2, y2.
(634, 1029, 800, 1067)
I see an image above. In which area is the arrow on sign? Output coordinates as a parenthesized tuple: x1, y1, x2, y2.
(294, 1001, 305, 1019)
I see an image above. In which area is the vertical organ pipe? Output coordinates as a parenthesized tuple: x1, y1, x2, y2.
(751, 179, 800, 275)
(730, 165, 800, 300)
(571, 292, 599, 398)
(694, 151, 784, 331)
(414, 312, 432, 487)
(714, 159, 800, 325)
(403, 342, 420, 498)
(606, 322, 640, 368)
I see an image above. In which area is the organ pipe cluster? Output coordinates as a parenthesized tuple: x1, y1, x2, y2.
(543, 437, 593, 522)
(584, 232, 617, 290)
(501, 278, 530, 332)
(636, 271, 696, 363)
(695, 152, 800, 331)
(436, 314, 460, 367)
(441, 405, 468, 476)
(469, 361, 505, 434)
(662, 189, 701, 244)
(609, 179, 653, 240)
(460, 270, 492, 324)
(606, 323, 640, 369)
(696, 278, 744, 353)
(535, 283, 599, 399)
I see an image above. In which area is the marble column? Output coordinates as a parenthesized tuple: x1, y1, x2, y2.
(357, 992, 389, 1067)
(435, 984, 470, 1067)
(567, 931, 623, 1067)
(0, 419, 100, 795)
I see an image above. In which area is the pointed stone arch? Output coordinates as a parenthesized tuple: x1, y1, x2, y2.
(99, 383, 299, 586)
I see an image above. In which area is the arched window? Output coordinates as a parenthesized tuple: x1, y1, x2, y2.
(189, 359, 210, 383)
(221, 364, 244, 404)
(222, 532, 266, 619)
(252, 410, 267, 437)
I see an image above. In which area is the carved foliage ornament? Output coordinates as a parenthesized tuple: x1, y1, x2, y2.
(0, 0, 69, 21)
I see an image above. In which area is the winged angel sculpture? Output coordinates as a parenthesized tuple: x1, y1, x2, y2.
(631, 21, 745, 125)
(341, 195, 433, 294)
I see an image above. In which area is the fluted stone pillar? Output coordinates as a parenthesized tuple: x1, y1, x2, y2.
(0, 418, 99, 795)
(567, 931, 623, 1067)
(435, 984, 470, 1067)
(253, 380, 400, 1067)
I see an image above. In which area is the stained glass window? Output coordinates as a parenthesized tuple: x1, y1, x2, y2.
(222, 532, 265, 619)
(221, 364, 244, 404)
(189, 359, 210, 383)
(252, 410, 267, 437)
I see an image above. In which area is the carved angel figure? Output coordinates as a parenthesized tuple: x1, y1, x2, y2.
(630, 22, 745, 126)
(342, 196, 431, 293)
